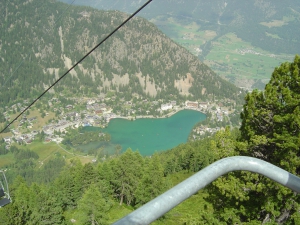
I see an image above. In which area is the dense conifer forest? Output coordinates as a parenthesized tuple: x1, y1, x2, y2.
(0, 56, 299, 224)
(0, 0, 243, 109)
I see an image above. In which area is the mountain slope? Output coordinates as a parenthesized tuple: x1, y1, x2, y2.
(0, 0, 242, 108)
(58, 0, 300, 89)
(61, 0, 300, 55)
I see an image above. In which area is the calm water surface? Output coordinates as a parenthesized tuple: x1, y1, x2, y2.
(79, 109, 206, 156)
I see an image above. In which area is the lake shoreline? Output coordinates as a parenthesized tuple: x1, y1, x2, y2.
(82, 109, 207, 156)
(108, 107, 207, 124)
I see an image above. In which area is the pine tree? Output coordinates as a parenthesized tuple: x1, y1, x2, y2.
(53, 159, 84, 210)
(30, 186, 64, 225)
(110, 149, 144, 206)
(240, 56, 300, 174)
(135, 154, 167, 207)
(209, 55, 300, 224)
(0, 177, 36, 225)
(76, 184, 111, 225)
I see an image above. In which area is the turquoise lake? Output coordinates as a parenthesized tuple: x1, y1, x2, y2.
(79, 109, 206, 156)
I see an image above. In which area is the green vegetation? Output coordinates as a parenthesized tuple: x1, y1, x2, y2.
(0, 141, 94, 169)
(0, 0, 243, 111)
(62, 128, 110, 147)
(155, 18, 295, 88)
(204, 33, 294, 81)
(207, 55, 300, 224)
(1, 0, 300, 223)
(1, 56, 299, 224)
(153, 18, 210, 54)
(62, 0, 300, 89)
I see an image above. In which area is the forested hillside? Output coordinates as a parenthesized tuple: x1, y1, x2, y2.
(0, 56, 299, 224)
(65, 0, 300, 55)
(0, 0, 242, 109)
(61, 0, 300, 89)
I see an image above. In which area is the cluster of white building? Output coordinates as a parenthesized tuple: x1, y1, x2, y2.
(160, 101, 176, 111)
(160, 100, 210, 112)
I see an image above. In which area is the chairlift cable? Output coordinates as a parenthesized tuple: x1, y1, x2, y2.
(0, 0, 153, 134)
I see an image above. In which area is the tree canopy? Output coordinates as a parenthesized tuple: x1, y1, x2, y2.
(208, 55, 300, 224)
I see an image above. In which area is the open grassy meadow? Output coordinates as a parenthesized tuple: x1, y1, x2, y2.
(153, 17, 295, 89)
(0, 141, 94, 168)
(0, 153, 15, 168)
(153, 17, 214, 56)
(204, 33, 294, 87)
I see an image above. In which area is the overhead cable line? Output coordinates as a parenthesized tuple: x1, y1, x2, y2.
(0, 0, 153, 134)
(0, 0, 77, 90)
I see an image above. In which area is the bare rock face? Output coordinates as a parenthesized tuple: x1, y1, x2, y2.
(174, 73, 194, 96)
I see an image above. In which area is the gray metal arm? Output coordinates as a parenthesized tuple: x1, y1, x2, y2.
(0, 170, 11, 207)
(113, 156, 300, 225)
(0, 170, 10, 199)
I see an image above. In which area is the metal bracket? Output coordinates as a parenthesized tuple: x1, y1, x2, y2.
(113, 156, 300, 225)
(0, 170, 11, 207)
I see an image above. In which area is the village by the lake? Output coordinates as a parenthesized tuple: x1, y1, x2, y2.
(1, 94, 241, 154)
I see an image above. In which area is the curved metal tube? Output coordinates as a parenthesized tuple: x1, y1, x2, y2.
(0, 170, 10, 199)
(113, 156, 300, 225)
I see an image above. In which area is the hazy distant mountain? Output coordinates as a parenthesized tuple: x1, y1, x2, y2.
(57, 0, 300, 90)
(0, 0, 242, 107)
(59, 0, 300, 55)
